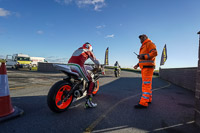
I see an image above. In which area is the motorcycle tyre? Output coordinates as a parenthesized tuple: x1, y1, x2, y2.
(92, 80, 99, 96)
(47, 80, 73, 113)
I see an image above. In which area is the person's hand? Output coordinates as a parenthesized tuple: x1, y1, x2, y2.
(92, 68, 99, 74)
(133, 64, 139, 69)
(94, 64, 100, 69)
(137, 55, 144, 59)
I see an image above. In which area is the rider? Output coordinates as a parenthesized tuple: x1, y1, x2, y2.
(114, 61, 121, 71)
(68, 42, 100, 108)
(114, 61, 121, 69)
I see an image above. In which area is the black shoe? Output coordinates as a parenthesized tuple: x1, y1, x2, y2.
(134, 104, 147, 109)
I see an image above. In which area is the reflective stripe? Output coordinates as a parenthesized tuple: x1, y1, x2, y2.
(142, 96, 149, 99)
(139, 60, 154, 63)
(143, 92, 152, 95)
(143, 81, 151, 84)
(0, 75, 10, 97)
(150, 49, 156, 53)
(147, 54, 150, 59)
(140, 54, 150, 60)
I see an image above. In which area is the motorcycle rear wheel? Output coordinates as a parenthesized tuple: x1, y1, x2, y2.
(47, 80, 73, 113)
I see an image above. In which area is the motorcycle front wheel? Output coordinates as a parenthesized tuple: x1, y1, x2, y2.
(114, 70, 118, 77)
(118, 70, 120, 77)
(92, 80, 99, 95)
(47, 80, 73, 113)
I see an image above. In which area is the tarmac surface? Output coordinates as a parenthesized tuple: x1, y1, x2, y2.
(0, 69, 200, 133)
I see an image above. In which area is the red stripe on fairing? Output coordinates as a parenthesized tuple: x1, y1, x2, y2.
(0, 63, 7, 75)
(0, 95, 14, 117)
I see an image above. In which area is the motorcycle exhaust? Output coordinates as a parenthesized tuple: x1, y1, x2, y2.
(74, 90, 81, 98)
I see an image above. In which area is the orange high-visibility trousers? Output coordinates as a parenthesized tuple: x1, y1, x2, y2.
(139, 68, 154, 106)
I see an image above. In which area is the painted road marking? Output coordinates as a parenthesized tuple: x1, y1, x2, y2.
(84, 81, 171, 133)
(92, 125, 129, 133)
(9, 83, 52, 90)
(10, 87, 25, 90)
(152, 121, 195, 132)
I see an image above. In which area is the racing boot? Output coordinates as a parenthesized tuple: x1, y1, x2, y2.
(85, 95, 97, 108)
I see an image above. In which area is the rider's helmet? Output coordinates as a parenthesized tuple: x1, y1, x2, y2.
(83, 42, 93, 51)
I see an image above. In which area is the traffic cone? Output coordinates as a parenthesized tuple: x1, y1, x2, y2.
(0, 60, 24, 122)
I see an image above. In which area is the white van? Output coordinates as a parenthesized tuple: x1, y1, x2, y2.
(30, 57, 48, 67)
(6, 54, 31, 69)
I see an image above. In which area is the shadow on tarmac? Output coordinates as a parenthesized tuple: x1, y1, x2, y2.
(1, 75, 200, 133)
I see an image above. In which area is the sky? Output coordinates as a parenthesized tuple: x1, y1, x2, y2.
(0, 0, 200, 69)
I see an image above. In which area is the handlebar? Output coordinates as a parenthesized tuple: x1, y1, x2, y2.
(92, 68, 102, 74)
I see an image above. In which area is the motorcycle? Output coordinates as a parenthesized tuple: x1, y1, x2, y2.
(47, 64, 102, 113)
(114, 67, 121, 77)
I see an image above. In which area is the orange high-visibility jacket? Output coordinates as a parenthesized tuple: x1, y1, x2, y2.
(139, 39, 158, 69)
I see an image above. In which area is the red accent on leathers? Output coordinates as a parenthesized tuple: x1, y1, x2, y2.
(87, 82, 95, 95)
(68, 47, 99, 66)
(68, 47, 100, 95)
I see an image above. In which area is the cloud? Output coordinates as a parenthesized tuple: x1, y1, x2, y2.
(0, 8, 11, 17)
(46, 56, 68, 63)
(76, 0, 106, 11)
(96, 25, 105, 29)
(105, 34, 114, 38)
(0, 8, 20, 17)
(55, 0, 72, 4)
(0, 55, 5, 59)
(37, 30, 44, 35)
(55, 0, 106, 11)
